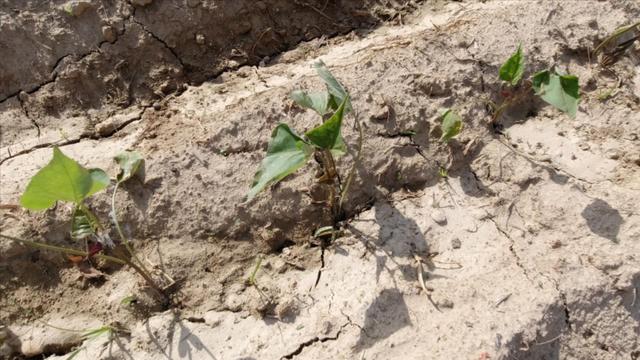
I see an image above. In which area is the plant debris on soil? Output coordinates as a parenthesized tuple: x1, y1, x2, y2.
(1, 0, 639, 359)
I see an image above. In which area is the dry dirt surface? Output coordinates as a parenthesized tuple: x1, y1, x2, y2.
(1, 0, 639, 359)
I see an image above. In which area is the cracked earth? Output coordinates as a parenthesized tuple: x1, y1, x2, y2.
(1, 0, 639, 359)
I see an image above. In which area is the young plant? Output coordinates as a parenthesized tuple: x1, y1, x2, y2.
(248, 61, 354, 232)
(39, 322, 127, 360)
(0, 148, 167, 300)
(440, 109, 463, 143)
(491, 45, 580, 121)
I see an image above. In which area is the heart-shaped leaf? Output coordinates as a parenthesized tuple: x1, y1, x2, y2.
(313, 60, 352, 113)
(305, 97, 348, 151)
(114, 151, 144, 183)
(499, 45, 525, 86)
(248, 124, 314, 200)
(20, 148, 109, 210)
(290, 90, 332, 116)
(532, 70, 580, 118)
(440, 109, 463, 142)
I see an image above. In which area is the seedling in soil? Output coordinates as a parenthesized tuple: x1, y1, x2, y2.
(65, 324, 127, 360)
(491, 45, 580, 121)
(438, 167, 448, 179)
(440, 108, 463, 143)
(0, 148, 168, 301)
(594, 21, 640, 66)
(248, 61, 359, 235)
(247, 255, 263, 287)
(499, 44, 525, 86)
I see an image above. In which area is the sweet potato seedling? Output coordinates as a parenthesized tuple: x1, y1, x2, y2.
(248, 61, 357, 235)
(491, 45, 580, 121)
(440, 108, 463, 143)
(0, 148, 168, 301)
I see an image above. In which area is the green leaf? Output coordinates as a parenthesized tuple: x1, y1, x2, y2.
(88, 169, 110, 196)
(248, 124, 314, 200)
(114, 151, 144, 183)
(305, 97, 348, 150)
(440, 109, 463, 142)
(330, 134, 347, 158)
(71, 206, 99, 240)
(313, 60, 352, 113)
(532, 70, 580, 118)
(290, 90, 332, 115)
(20, 148, 109, 210)
(499, 44, 525, 86)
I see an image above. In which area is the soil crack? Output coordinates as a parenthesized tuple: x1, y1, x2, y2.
(486, 217, 536, 285)
(130, 15, 187, 71)
(281, 321, 351, 359)
(0, 107, 147, 165)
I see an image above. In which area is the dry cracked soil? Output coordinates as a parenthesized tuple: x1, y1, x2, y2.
(1, 0, 639, 359)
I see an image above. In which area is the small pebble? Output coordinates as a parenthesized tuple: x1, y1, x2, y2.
(451, 238, 461, 249)
(65, 1, 92, 16)
(102, 25, 117, 43)
(606, 149, 620, 160)
(437, 298, 454, 308)
(186, 0, 201, 7)
(195, 33, 205, 45)
(578, 142, 590, 151)
(431, 210, 447, 225)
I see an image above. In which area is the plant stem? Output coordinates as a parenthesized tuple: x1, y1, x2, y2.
(339, 113, 363, 212)
(320, 149, 339, 222)
(111, 181, 152, 276)
(1, 233, 166, 299)
(0, 234, 126, 265)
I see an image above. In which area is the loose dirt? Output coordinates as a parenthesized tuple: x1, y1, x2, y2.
(1, 0, 639, 359)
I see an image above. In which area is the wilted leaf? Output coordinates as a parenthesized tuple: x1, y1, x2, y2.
(313, 60, 352, 113)
(594, 21, 640, 54)
(314, 226, 335, 238)
(248, 124, 313, 200)
(71, 206, 99, 240)
(440, 109, 463, 142)
(114, 151, 144, 183)
(305, 97, 348, 151)
(532, 70, 580, 118)
(20, 148, 109, 210)
(290, 90, 332, 116)
(499, 45, 525, 86)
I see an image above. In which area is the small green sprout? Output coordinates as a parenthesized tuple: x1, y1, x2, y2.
(248, 255, 263, 286)
(120, 295, 137, 306)
(499, 44, 525, 86)
(440, 109, 463, 143)
(66, 325, 122, 360)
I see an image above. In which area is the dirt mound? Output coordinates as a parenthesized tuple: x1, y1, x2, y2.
(1, 0, 639, 359)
